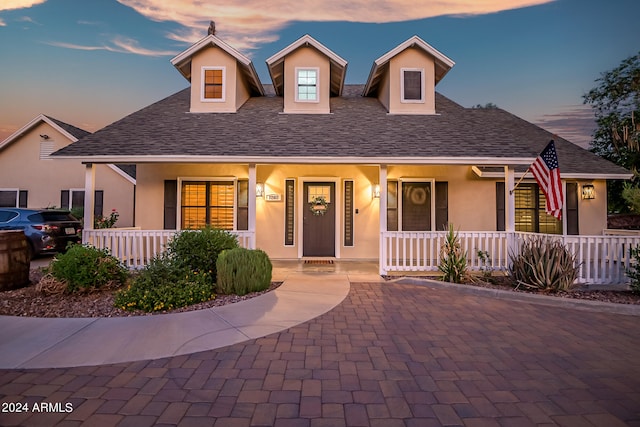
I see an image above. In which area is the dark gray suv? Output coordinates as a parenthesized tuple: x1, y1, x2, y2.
(0, 208, 82, 258)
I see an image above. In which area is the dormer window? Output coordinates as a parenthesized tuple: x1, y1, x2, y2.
(202, 66, 225, 102)
(296, 68, 319, 102)
(401, 68, 424, 103)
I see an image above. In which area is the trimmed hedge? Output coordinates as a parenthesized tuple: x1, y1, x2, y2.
(216, 248, 272, 296)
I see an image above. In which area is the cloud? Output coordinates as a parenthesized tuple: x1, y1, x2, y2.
(0, 18, 5, 26)
(45, 36, 179, 57)
(117, 0, 555, 49)
(534, 105, 596, 149)
(0, 0, 46, 12)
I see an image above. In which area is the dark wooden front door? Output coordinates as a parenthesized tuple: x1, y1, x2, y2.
(303, 182, 335, 257)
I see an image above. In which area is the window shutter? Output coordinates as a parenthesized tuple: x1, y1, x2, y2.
(94, 190, 104, 217)
(237, 179, 248, 231)
(164, 180, 177, 230)
(18, 190, 28, 208)
(61, 190, 70, 209)
(344, 180, 354, 246)
(387, 181, 398, 231)
(496, 182, 505, 231)
(435, 182, 448, 232)
(566, 183, 579, 235)
(284, 179, 295, 246)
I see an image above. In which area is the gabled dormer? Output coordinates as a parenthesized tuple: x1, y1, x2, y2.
(363, 36, 455, 115)
(266, 35, 347, 114)
(171, 33, 264, 113)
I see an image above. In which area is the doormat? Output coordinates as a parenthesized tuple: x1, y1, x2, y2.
(304, 260, 334, 264)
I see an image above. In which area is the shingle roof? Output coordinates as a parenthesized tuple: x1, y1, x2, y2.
(44, 115, 91, 140)
(53, 85, 629, 177)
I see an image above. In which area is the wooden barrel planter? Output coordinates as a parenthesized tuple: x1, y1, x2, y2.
(0, 230, 30, 291)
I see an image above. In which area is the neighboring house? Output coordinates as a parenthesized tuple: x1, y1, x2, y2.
(53, 33, 637, 283)
(0, 114, 136, 227)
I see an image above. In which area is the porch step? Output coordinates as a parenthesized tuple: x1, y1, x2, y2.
(304, 259, 334, 265)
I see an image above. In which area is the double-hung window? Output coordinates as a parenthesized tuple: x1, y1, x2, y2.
(296, 68, 318, 102)
(202, 67, 225, 101)
(401, 68, 424, 103)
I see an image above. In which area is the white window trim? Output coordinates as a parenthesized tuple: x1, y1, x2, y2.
(295, 67, 320, 103)
(200, 66, 226, 103)
(0, 188, 20, 208)
(397, 178, 435, 231)
(400, 68, 425, 104)
(177, 177, 237, 231)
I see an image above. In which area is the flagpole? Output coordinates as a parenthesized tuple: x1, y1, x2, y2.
(509, 168, 530, 195)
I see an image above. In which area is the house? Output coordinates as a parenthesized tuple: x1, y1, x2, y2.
(52, 32, 638, 283)
(0, 114, 135, 227)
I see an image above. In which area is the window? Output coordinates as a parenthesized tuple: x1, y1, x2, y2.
(0, 190, 19, 207)
(296, 68, 318, 102)
(514, 184, 562, 234)
(202, 67, 225, 101)
(181, 181, 234, 230)
(386, 180, 444, 231)
(401, 68, 424, 102)
(61, 190, 103, 216)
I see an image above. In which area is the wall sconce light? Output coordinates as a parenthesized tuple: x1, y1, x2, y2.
(256, 183, 265, 198)
(582, 184, 595, 200)
(372, 184, 380, 198)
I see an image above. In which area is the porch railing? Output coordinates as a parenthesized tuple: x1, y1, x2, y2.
(381, 231, 640, 285)
(83, 229, 255, 269)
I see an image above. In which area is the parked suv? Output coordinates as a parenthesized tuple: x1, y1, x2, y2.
(0, 208, 82, 258)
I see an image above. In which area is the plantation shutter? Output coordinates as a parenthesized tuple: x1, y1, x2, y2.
(94, 190, 104, 217)
(566, 182, 579, 235)
(496, 182, 505, 231)
(164, 180, 177, 230)
(18, 190, 28, 208)
(61, 190, 70, 209)
(435, 182, 448, 232)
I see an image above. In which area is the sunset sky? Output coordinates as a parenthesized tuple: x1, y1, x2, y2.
(0, 0, 638, 148)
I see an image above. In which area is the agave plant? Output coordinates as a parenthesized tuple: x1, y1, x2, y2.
(438, 224, 468, 283)
(509, 237, 579, 292)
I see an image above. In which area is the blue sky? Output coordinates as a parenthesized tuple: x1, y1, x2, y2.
(1, 0, 639, 148)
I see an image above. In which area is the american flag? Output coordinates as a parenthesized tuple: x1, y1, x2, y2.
(529, 140, 563, 220)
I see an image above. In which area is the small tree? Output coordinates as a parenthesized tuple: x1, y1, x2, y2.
(438, 224, 467, 283)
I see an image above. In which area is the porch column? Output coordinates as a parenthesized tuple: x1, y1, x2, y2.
(83, 163, 95, 242)
(248, 163, 257, 249)
(505, 165, 516, 262)
(379, 164, 387, 275)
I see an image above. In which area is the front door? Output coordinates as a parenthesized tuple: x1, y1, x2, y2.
(303, 182, 335, 257)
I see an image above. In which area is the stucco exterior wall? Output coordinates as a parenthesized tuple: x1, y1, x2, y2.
(0, 121, 135, 226)
(387, 48, 436, 115)
(577, 179, 607, 235)
(189, 46, 239, 113)
(283, 47, 331, 114)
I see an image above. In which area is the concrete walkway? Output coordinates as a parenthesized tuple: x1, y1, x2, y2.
(0, 261, 382, 369)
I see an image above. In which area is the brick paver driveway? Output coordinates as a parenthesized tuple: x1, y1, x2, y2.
(2, 281, 639, 426)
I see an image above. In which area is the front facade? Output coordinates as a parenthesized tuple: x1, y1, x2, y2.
(0, 115, 136, 227)
(53, 32, 635, 283)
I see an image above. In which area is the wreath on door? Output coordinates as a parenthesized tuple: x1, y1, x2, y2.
(309, 195, 329, 216)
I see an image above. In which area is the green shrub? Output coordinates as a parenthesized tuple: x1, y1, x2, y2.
(216, 248, 272, 296)
(627, 245, 640, 294)
(509, 237, 579, 292)
(50, 244, 127, 293)
(114, 255, 215, 312)
(166, 226, 239, 281)
(438, 224, 467, 283)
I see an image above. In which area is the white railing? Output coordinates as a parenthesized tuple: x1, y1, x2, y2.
(381, 231, 640, 285)
(83, 229, 255, 269)
(381, 231, 511, 274)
